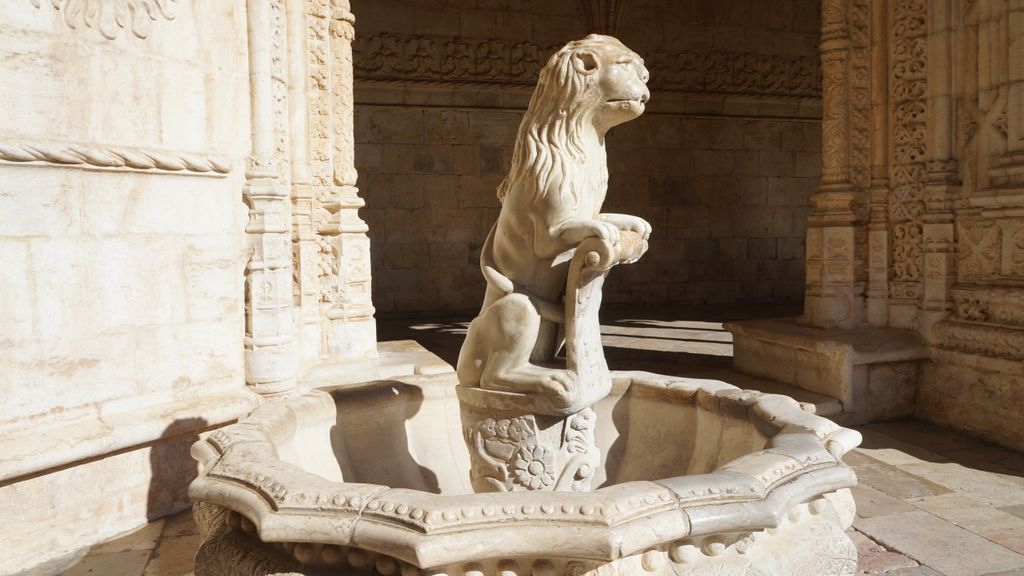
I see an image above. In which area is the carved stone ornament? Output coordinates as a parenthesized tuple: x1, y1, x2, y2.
(888, 0, 928, 300)
(455, 35, 651, 493)
(190, 33, 862, 576)
(353, 33, 820, 99)
(0, 137, 230, 176)
(28, 0, 177, 40)
(189, 371, 863, 576)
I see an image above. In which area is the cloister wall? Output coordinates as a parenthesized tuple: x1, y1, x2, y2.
(352, 0, 824, 314)
(0, 3, 253, 573)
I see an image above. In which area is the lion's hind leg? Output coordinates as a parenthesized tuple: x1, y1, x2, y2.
(462, 293, 576, 403)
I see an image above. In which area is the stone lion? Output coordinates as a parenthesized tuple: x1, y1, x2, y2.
(457, 34, 652, 408)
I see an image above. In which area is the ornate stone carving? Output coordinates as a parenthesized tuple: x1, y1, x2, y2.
(934, 320, 1024, 362)
(0, 137, 230, 176)
(465, 409, 598, 492)
(888, 0, 928, 301)
(190, 372, 862, 576)
(1003, 225, 1024, 277)
(242, 0, 296, 395)
(957, 219, 1000, 280)
(951, 286, 1024, 327)
(848, 0, 871, 189)
(289, 0, 376, 359)
(28, 0, 177, 40)
(353, 33, 819, 99)
(456, 36, 651, 492)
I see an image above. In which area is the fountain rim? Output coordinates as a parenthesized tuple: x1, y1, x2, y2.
(189, 371, 861, 568)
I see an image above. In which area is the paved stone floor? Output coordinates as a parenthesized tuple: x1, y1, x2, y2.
(62, 306, 1024, 575)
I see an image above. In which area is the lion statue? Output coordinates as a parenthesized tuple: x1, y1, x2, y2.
(457, 34, 651, 409)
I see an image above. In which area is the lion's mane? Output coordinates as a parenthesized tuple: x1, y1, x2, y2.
(496, 34, 629, 207)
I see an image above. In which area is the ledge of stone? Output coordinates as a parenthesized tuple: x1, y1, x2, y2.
(724, 318, 929, 422)
(300, 339, 453, 391)
(0, 389, 258, 485)
(725, 318, 929, 365)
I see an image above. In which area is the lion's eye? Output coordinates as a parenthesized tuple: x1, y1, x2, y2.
(615, 57, 632, 65)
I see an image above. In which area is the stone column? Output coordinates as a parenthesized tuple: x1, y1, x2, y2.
(866, 0, 891, 326)
(287, 0, 323, 362)
(322, 0, 377, 357)
(287, 0, 376, 363)
(887, 0, 928, 328)
(244, 0, 298, 396)
(803, 0, 867, 329)
(921, 0, 959, 336)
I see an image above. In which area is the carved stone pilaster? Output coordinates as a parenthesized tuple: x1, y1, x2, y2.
(887, 0, 928, 327)
(244, 165, 297, 396)
(803, 0, 868, 329)
(866, 0, 891, 327)
(322, 1, 376, 357)
(244, 0, 297, 396)
(284, 0, 376, 362)
(820, 0, 852, 188)
(919, 0, 960, 335)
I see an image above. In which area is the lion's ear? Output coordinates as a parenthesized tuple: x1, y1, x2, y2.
(572, 50, 599, 75)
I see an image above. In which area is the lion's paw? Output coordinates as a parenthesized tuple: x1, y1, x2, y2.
(539, 370, 576, 404)
(593, 221, 622, 245)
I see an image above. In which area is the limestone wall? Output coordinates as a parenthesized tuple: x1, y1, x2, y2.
(352, 0, 823, 314)
(916, 0, 1024, 449)
(723, 0, 1024, 450)
(0, 2, 253, 572)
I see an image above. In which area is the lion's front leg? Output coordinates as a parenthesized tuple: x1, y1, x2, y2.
(546, 217, 622, 254)
(599, 213, 652, 239)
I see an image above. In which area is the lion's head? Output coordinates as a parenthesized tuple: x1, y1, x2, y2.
(497, 35, 650, 205)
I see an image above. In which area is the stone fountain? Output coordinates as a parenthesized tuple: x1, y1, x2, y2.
(190, 35, 861, 576)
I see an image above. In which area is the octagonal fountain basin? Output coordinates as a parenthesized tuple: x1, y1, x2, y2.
(189, 371, 862, 576)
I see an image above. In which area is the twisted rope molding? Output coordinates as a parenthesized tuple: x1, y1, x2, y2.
(0, 138, 233, 176)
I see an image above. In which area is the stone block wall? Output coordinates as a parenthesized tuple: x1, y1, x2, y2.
(352, 0, 822, 315)
(0, 2, 253, 573)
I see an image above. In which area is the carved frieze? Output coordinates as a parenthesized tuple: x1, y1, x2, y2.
(952, 286, 1024, 328)
(353, 33, 820, 99)
(28, 0, 177, 40)
(934, 319, 1024, 362)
